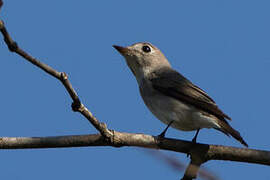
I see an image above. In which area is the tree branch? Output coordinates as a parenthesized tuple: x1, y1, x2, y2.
(0, 20, 113, 140)
(1, 13, 270, 180)
(145, 150, 220, 180)
(182, 151, 205, 180)
(0, 132, 269, 166)
(0, 0, 3, 11)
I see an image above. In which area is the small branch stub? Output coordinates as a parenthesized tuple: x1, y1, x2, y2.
(0, 20, 112, 141)
(182, 148, 207, 180)
(0, 0, 3, 10)
(71, 101, 83, 112)
(0, 21, 18, 52)
(1, 13, 270, 180)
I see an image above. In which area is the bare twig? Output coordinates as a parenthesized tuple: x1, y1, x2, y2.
(0, 20, 113, 140)
(182, 152, 205, 180)
(0, 0, 3, 11)
(145, 150, 219, 180)
(1, 13, 270, 180)
(0, 132, 269, 167)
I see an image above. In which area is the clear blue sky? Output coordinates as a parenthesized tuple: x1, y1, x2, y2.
(0, 1, 269, 179)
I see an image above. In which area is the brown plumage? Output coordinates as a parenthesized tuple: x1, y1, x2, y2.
(150, 67, 248, 147)
(114, 42, 248, 147)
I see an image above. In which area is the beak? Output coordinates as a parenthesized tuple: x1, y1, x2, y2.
(113, 45, 137, 76)
(113, 45, 129, 55)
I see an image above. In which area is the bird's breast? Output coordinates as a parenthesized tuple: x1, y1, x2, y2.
(139, 83, 196, 131)
(139, 80, 219, 131)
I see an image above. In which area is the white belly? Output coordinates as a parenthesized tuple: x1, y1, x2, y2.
(141, 90, 220, 131)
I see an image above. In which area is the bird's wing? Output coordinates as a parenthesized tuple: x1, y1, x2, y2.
(150, 69, 231, 120)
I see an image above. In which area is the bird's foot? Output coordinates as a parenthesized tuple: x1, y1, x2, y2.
(187, 139, 197, 158)
(191, 129, 200, 144)
(158, 131, 166, 138)
(187, 130, 200, 158)
(191, 137, 197, 144)
(157, 121, 174, 138)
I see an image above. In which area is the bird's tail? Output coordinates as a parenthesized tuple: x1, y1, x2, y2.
(216, 120, 248, 147)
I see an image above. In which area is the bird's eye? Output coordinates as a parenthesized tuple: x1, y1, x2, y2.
(142, 45, 151, 53)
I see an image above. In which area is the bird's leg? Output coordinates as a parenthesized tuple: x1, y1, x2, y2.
(158, 121, 174, 138)
(187, 129, 201, 158)
(192, 129, 200, 143)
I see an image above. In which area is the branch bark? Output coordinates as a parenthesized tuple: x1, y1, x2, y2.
(0, 20, 112, 140)
(0, 132, 269, 166)
(146, 150, 220, 180)
(0, 0, 3, 10)
(1, 15, 270, 180)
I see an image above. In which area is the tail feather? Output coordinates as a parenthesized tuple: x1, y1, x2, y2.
(216, 120, 248, 147)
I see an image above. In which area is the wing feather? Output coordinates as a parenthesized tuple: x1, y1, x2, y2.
(150, 68, 231, 120)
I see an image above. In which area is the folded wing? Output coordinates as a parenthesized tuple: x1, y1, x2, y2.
(150, 68, 231, 121)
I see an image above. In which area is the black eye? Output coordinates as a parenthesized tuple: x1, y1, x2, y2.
(142, 45, 151, 53)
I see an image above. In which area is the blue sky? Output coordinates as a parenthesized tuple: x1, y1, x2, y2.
(0, 1, 269, 179)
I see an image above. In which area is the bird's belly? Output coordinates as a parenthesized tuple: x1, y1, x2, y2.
(142, 93, 219, 131)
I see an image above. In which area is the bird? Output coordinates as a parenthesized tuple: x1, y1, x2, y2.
(113, 42, 248, 147)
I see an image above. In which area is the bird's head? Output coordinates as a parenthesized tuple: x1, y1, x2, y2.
(113, 42, 171, 83)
